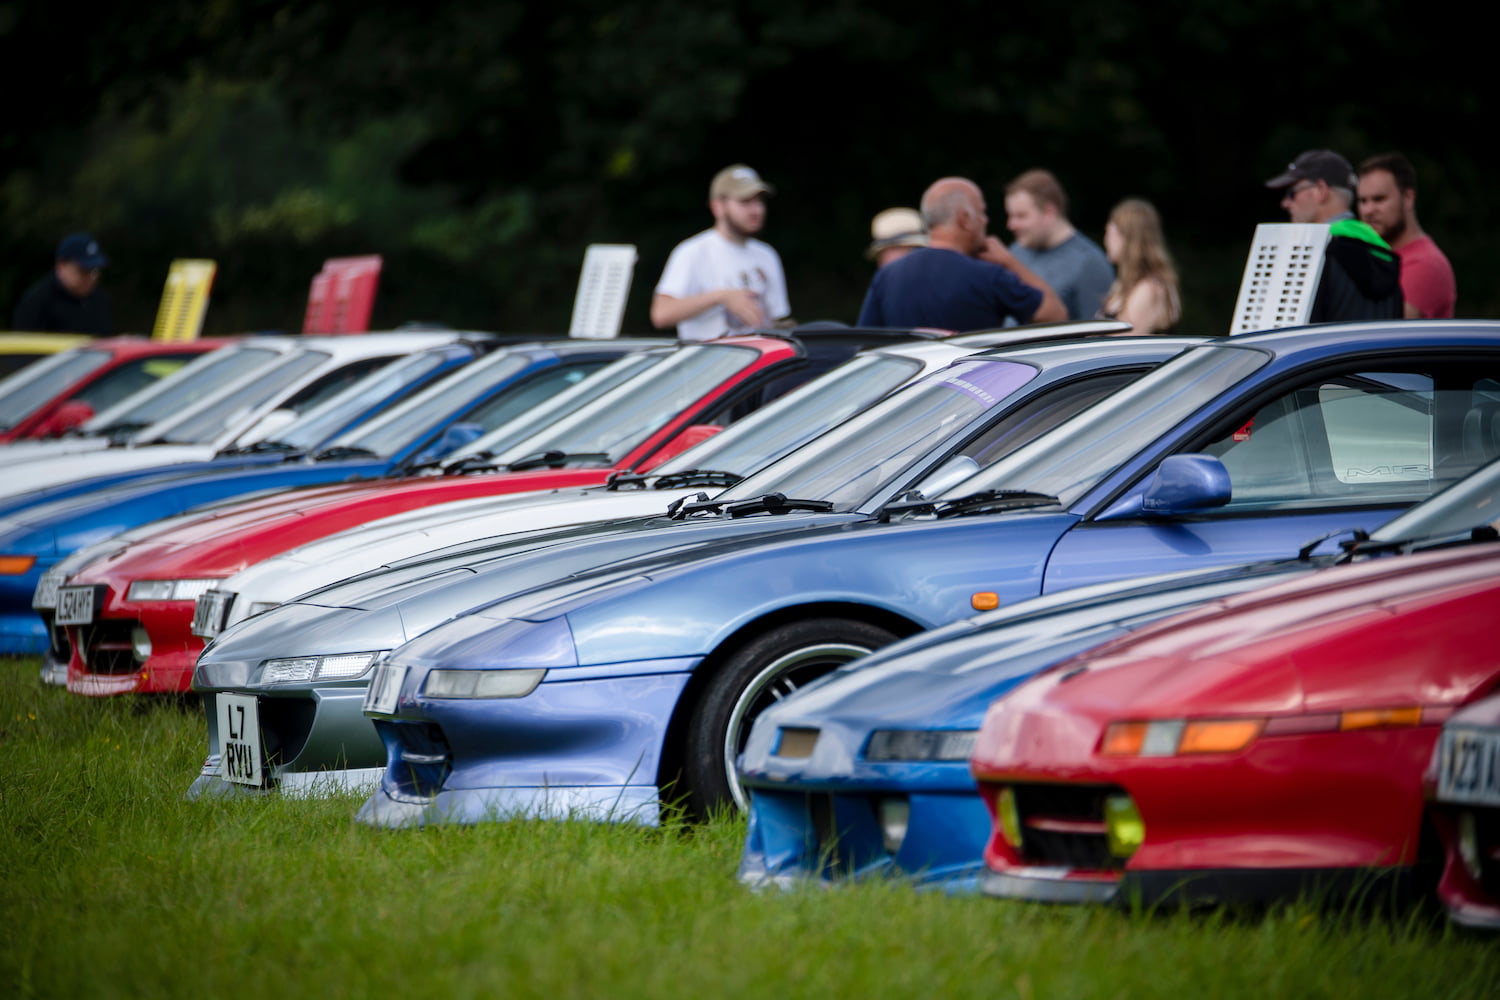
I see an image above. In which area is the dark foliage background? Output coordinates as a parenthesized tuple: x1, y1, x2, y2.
(2, 0, 1491, 337)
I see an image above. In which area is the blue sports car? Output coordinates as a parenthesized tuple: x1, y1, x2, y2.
(1, 339, 660, 654)
(736, 452, 1500, 890)
(353, 321, 1500, 829)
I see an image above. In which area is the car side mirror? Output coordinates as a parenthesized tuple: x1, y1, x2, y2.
(411, 422, 485, 466)
(636, 424, 723, 473)
(1096, 454, 1231, 520)
(1141, 454, 1231, 515)
(34, 400, 95, 438)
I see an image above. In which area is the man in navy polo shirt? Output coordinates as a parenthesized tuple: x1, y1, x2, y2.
(12, 233, 112, 335)
(857, 177, 1063, 332)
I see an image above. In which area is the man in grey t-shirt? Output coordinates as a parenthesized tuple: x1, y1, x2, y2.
(1003, 169, 1114, 320)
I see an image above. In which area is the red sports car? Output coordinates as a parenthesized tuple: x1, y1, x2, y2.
(1426, 688, 1500, 929)
(59, 332, 866, 695)
(0, 337, 225, 441)
(970, 543, 1500, 907)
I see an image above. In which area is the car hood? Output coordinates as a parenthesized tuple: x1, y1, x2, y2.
(992, 544, 1500, 737)
(739, 562, 1312, 782)
(195, 510, 868, 686)
(5, 445, 219, 501)
(220, 487, 696, 610)
(63, 467, 615, 582)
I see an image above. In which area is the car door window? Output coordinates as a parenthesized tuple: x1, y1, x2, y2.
(464, 360, 608, 432)
(1197, 366, 1500, 512)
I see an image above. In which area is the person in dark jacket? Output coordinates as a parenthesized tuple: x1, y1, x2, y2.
(1265, 150, 1402, 322)
(11, 233, 112, 335)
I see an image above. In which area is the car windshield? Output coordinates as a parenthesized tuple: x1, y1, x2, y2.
(715, 358, 1039, 509)
(149, 350, 331, 445)
(649, 352, 923, 479)
(447, 351, 669, 461)
(1369, 453, 1500, 543)
(266, 349, 459, 452)
(486, 343, 762, 467)
(88, 345, 285, 436)
(0, 348, 110, 430)
(928, 343, 1270, 506)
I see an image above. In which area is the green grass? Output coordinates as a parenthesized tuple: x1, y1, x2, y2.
(3, 659, 1498, 999)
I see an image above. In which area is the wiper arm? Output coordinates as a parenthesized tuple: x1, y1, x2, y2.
(666, 492, 716, 519)
(1296, 527, 1369, 562)
(894, 489, 1061, 520)
(506, 450, 611, 472)
(312, 444, 380, 461)
(441, 453, 503, 476)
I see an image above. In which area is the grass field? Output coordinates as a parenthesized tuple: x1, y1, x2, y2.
(3, 657, 1498, 999)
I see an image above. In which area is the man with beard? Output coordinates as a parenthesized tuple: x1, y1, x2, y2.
(1358, 152, 1456, 318)
(651, 164, 790, 341)
(1266, 149, 1403, 322)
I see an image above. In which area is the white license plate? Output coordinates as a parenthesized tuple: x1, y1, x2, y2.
(1437, 727, 1500, 806)
(192, 590, 233, 639)
(32, 567, 66, 610)
(363, 662, 406, 716)
(217, 693, 265, 787)
(54, 586, 97, 626)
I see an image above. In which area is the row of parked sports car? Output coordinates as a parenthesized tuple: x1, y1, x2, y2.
(3, 320, 1498, 929)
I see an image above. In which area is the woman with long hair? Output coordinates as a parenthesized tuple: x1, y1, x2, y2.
(1100, 198, 1181, 334)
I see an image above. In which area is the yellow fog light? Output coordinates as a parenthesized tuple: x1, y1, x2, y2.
(1104, 794, 1144, 858)
(997, 786, 1023, 849)
(971, 592, 1000, 611)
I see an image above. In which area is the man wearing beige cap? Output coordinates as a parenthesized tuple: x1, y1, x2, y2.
(651, 164, 790, 341)
(866, 207, 927, 268)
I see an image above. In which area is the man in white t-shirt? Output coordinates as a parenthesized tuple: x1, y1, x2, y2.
(651, 164, 790, 342)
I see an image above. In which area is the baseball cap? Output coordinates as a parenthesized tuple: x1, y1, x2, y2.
(865, 207, 927, 260)
(56, 233, 109, 269)
(1264, 150, 1357, 189)
(710, 165, 773, 200)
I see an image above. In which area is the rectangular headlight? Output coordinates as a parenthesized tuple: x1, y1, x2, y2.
(127, 578, 223, 602)
(423, 668, 546, 699)
(865, 729, 980, 762)
(260, 651, 384, 685)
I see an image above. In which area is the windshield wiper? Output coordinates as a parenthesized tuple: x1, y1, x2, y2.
(102, 421, 150, 444)
(899, 489, 1062, 520)
(312, 444, 380, 462)
(506, 450, 611, 472)
(721, 492, 835, 519)
(1335, 524, 1499, 562)
(666, 492, 717, 519)
(651, 469, 743, 490)
(218, 440, 302, 458)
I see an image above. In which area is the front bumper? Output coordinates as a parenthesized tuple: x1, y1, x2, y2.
(738, 778, 989, 892)
(66, 600, 202, 695)
(360, 669, 694, 828)
(186, 684, 386, 798)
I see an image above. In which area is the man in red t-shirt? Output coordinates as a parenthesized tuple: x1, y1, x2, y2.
(1357, 152, 1456, 318)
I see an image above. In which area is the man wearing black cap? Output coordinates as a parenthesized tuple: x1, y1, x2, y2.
(11, 233, 112, 335)
(1265, 150, 1402, 322)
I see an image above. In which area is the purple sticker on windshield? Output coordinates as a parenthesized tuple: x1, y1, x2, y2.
(935, 359, 1034, 408)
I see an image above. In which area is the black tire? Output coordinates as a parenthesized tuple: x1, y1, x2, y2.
(681, 617, 898, 817)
